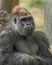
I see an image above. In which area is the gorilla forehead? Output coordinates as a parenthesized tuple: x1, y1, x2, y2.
(19, 15, 34, 22)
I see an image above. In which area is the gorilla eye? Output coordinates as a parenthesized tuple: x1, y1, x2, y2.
(14, 18, 17, 24)
(21, 18, 26, 21)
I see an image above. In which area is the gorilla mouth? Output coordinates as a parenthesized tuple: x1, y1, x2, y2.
(24, 29, 33, 35)
(19, 28, 32, 36)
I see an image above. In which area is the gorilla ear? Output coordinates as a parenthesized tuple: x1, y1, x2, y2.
(9, 14, 19, 24)
(14, 17, 17, 24)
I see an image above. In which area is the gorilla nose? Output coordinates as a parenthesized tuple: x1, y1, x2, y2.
(24, 23, 32, 30)
(26, 22, 32, 27)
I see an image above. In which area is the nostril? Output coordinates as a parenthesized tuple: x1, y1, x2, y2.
(24, 23, 32, 28)
(26, 24, 30, 25)
(26, 23, 32, 27)
(26, 23, 31, 25)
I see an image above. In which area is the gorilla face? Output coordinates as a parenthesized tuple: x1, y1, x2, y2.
(11, 15, 35, 36)
(18, 15, 35, 36)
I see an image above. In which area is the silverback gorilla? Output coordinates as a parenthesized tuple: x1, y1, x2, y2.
(0, 6, 52, 65)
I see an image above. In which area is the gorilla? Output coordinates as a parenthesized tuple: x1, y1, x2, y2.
(0, 9, 52, 65)
(0, 10, 9, 29)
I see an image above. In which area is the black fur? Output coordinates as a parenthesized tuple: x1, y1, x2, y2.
(0, 15, 52, 65)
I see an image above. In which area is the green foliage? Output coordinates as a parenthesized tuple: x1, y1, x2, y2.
(29, 0, 44, 8)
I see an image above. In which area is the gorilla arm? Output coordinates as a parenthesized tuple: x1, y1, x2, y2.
(0, 29, 16, 65)
(32, 32, 52, 65)
(33, 31, 50, 48)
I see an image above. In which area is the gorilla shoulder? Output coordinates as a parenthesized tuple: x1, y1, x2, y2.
(32, 31, 50, 48)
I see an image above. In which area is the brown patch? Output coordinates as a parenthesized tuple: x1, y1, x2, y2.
(11, 5, 30, 16)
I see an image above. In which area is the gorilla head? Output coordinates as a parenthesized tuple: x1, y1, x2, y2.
(11, 6, 35, 36)
(10, 15, 35, 36)
(0, 6, 51, 65)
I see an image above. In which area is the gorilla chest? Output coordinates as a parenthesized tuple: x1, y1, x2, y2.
(16, 37, 38, 55)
